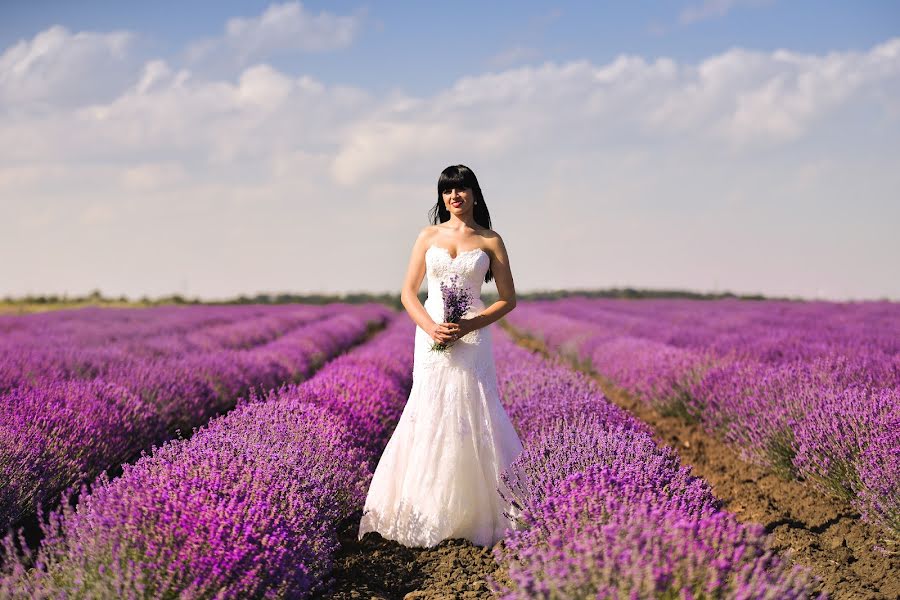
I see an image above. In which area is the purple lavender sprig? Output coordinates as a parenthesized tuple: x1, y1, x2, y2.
(430, 274, 473, 353)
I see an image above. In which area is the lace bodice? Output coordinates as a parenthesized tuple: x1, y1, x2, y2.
(424, 244, 490, 304)
(417, 243, 493, 377)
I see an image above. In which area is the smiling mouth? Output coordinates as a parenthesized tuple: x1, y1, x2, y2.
(451, 201, 462, 207)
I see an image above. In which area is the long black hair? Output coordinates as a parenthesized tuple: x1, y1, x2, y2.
(428, 164, 494, 283)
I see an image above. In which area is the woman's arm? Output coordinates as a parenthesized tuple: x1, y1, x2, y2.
(459, 234, 516, 336)
(400, 228, 457, 345)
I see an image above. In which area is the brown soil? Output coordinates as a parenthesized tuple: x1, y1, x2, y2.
(317, 516, 510, 599)
(503, 323, 900, 600)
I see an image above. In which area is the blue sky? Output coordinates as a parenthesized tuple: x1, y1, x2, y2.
(1, 1, 899, 300)
(3, 1, 898, 92)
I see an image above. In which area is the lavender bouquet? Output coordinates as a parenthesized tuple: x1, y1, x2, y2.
(430, 274, 473, 353)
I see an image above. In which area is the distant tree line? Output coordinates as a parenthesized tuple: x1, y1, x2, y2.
(507, 288, 772, 301)
(3, 286, 794, 312)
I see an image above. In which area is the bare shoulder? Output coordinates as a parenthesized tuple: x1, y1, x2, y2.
(415, 225, 439, 244)
(478, 229, 508, 257)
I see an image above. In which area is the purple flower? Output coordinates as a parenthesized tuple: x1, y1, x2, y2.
(504, 297, 900, 541)
(0, 303, 394, 533)
(430, 274, 473, 353)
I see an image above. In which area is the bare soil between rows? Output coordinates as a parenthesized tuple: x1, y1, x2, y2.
(504, 324, 900, 600)
(316, 518, 510, 599)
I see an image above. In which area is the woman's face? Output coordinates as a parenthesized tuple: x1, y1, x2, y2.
(442, 186, 473, 213)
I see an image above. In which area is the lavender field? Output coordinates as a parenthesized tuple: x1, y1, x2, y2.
(505, 299, 900, 540)
(503, 298, 899, 598)
(2, 300, 897, 598)
(0, 304, 392, 534)
(1, 310, 413, 598)
(488, 328, 823, 598)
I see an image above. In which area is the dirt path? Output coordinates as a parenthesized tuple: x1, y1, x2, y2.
(317, 518, 510, 599)
(502, 323, 900, 600)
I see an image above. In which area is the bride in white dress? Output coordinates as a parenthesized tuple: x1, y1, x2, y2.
(358, 164, 524, 548)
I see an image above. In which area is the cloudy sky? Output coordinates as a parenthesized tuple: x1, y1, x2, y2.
(1, 1, 898, 301)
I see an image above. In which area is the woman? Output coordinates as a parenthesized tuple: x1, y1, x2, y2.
(357, 164, 525, 548)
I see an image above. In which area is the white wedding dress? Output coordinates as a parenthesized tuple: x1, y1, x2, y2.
(357, 243, 525, 548)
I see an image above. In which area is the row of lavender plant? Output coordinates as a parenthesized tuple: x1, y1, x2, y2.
(505, 298, 900, 540)
(0, 315, 414, 599)
(0, 303, 392, 533)
(0, 304, 334, 392)
(488, 327, 824, 598)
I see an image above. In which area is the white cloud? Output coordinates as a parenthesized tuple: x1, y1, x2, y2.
(185, 1, 366, 70)
(0, 25, 139, 111)
(0, 23, 898, 300)
(235, 63, 297, 109)
(679, 0, 776, 25)
(333, 38, 900, 182)
(3, 29, 898, 183)
(0, 56, 372, 166)
(134, 59, 173, 94)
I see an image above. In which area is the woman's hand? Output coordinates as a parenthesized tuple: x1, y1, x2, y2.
(428, 321, 459, 346)
(429, 319, 477, 346)
(447, 318, 475, 345)
(456, 318, 474, 339)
